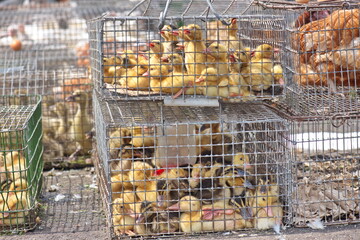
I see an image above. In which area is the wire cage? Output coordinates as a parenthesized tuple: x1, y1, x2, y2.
(0, 64, 92, 168)
(290, 114, 360, 227)
(0, 1, 128, 51)
(252, 0, 360, 116)
(93, 94, 291, 238)
(0, 95, 43, 233)
(88, 0, 286, 103)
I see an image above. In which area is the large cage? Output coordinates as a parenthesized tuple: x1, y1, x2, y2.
(89, 0, 286, 102)
(0, 95, 43, 233)
(93, 94, 291, 238)
(290, 114, 360, 227)
(253, 0, 360, 116)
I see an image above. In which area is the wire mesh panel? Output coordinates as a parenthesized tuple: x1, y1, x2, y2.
(0, 95, 43, 233)
(88, 1, 286, 102)
(0, 66, 92, 168)
(0, 6, 89, 51)
(291, 115, 360, 227)
(0, 2, 129, 50)
(254, 0, 360, 116)
(93, 95, 291, 238)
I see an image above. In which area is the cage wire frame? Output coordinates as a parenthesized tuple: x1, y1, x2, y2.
(0, 1, 127, 51)
(88, 0, 286, 103)
(289, 113, 360, 227)
(93, 93, 292, 238)
(251, 0, 360, 117)
(0, 95, 43, 233)
(0, 63, 92, 168)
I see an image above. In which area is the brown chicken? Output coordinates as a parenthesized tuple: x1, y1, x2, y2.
(295, 9, 360, 58)
(294, 9, 360, 89)
(294, 10, 331, 28)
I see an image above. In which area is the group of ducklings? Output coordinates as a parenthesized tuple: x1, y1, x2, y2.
(42, 90, 93, 162)
(109, 124, 283, 236)
(0, 151, 30, 225)
(103, 20, 283, 99)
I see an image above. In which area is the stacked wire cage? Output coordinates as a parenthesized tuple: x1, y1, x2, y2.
(88, 1, 294, 238)
(253, 0, 360, 116)
(250, 0, 360, 228)
(0, 95, 43, 233)
(88, 0, 286, 102)
(0, 1, 130, 168)
(93, 95, 291, 238)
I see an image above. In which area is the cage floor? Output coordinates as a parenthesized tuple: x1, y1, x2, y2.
(1, 168, 107, 239)
(0, 170, 358, 240)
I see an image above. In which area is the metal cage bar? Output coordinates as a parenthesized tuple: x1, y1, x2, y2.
(93, 93, 292, 238)
(0, 95, 43, 233)
(290, 114, 360, 227)
(89, 13, 286, 103)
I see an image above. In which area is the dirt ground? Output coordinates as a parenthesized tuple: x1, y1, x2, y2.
(2, 169, 360, 240)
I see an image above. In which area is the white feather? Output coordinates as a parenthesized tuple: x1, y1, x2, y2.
(307, 219, 325, 230)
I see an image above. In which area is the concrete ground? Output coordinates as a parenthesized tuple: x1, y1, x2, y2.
(2, 169, 359, 240)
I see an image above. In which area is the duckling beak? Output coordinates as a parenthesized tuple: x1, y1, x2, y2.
(147, 42, 155, 48)
(266, 206, 274, 217)
(160, 56, 169, 62)
(243, 163, 252, 170)
(167, 202, 180, 211)
(128, 209, 139, 219)
(250, 51, 255, 57)
(171, 30, 179, 36)
(229, 54, 236, 63)
(65, 95, 75, 102)
(183, 29, 191, 35)
(176, 44, 185, 51)
(203, 48, 211, 54)
(273, 48, 280, 53)
(142, 71, 149, 76)
(231, 18, 237, 25)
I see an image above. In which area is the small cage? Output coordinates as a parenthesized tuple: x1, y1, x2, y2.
(254, 0, 360, 116)
(0, 58, 92, 168)
(291, 114, 360, 227)
(0, 95, 43, 233)
(93, 94, 291, 238)
(88, 0, 286, 102)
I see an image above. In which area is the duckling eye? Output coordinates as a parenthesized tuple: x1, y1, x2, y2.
(262, 198, 266, 201)
(214, 46, 218, 49)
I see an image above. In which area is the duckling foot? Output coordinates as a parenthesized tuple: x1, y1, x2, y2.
(125, 230, 136, 236)
(67, 148, 81, 161)
(173, 89, 184, 99)
(172, 81, 194, 99)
